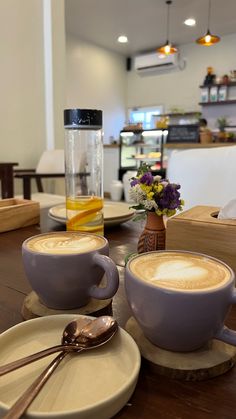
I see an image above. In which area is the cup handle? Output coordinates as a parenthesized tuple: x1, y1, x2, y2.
(214, 289, 236, 346)
(89, 253, 119, 300)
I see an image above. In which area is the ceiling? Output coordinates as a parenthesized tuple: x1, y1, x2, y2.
(65, 0, 236, 56)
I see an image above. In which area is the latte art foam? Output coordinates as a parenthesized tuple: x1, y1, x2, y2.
(26, 233, 105, 254)
(130, 252, 231, 291)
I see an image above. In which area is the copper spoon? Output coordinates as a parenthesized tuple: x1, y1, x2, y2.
(3, 316, 118, 419)
(0, 316, 95, 376)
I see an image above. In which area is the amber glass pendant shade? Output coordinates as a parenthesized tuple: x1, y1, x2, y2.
(196, 30, 220, 46)
(196, 0, 220, 46)
(157, 1, 178, 56)
(157, 42, 178, 55)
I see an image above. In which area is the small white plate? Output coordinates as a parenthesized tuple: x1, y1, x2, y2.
(48, 201, 135, 227)
(0, 315, 140, 419)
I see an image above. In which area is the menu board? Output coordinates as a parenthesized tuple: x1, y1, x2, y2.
(167, 125, 200, 143)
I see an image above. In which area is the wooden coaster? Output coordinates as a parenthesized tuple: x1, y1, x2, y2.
(21, 291, 112, 320)
(126, 317, 236, 381)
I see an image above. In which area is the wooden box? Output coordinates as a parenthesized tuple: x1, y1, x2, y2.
(166, 205, 236, 274)
(0, 198, 40, 233)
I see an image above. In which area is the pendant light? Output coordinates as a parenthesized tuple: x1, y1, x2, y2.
(157, 0, 178, 55)
(196, 0, 220, 46)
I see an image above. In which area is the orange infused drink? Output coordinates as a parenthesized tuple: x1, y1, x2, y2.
(66, 195, 104, 235)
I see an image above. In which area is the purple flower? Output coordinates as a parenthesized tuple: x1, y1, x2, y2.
(130, 178, 139, 187)
(140, 172, 153, 186)
(155, 183, 181, 210)
(129, 161, 184, 215)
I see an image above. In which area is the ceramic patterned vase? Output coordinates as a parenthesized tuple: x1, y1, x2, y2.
(137, 211, 166, 254)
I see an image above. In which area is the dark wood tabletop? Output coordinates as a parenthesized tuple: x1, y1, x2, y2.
(0, 209, 236, 418)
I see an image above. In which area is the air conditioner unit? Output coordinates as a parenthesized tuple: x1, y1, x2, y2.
(134, 51, 180, 75)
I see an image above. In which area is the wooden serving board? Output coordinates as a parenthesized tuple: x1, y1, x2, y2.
(126, 317, 236, 381)
(22, 291, 112, 320)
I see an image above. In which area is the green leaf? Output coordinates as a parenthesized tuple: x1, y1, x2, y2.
(132, 213, 146, 222)
(137, 162, 151, 176)
(129, 204, 144, 210)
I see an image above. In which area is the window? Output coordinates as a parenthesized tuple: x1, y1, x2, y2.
(128, 105, 164, 129)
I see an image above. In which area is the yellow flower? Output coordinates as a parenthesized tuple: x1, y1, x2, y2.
(154, 184, 163, 193)
(166, 209, 176, 217)
(140, 184, 152, 194)
(155, 209, 163, 216)
(147, 191, 154, 200)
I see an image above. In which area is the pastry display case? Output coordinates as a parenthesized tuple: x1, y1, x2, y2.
(119, 129, 167, 179)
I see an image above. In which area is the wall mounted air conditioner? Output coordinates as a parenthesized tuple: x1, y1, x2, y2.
(133, 51, 180, 75)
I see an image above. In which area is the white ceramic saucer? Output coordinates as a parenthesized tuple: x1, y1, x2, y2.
(48, 201, 135, 227)
(0, 315, 140, 419)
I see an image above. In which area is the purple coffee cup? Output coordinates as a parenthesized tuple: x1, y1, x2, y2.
(125, 250, 236, 352)
(22, 231, 119, 309)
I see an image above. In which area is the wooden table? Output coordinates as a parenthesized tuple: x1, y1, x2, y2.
(0, 210, 236, 418)
(0, 162, 18, 198)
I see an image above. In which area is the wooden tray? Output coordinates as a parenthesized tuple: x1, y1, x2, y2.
(0, 198, 39, 233)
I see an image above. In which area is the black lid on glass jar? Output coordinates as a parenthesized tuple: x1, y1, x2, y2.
(64, 109, 102, 129)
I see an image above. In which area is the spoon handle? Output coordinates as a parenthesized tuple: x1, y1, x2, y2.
(0, 344, 77, 376)
(3, 350, 82, 419)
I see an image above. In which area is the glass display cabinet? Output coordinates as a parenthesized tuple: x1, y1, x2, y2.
(119, 129, 168, 179)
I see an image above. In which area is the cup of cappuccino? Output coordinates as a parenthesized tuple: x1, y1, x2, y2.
(22, 232, 119, 309)
(125, 250, 236, 352)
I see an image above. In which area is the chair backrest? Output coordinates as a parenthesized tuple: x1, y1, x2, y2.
(167, 145, 236, 210)
(36, 149, 65, 174)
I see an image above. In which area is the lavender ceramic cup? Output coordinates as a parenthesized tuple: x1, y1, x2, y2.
(22, 232, 119, 309)
(125, 250, 236, 352)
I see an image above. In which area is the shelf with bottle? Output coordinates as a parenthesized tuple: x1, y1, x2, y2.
(199, 82, 236, 88)
(199, 81, 236, 105)
(199, 100, 236, 106)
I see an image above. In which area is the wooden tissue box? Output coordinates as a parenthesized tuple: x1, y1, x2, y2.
(166, 205, 236, 274)
(0, 198, 40, 233)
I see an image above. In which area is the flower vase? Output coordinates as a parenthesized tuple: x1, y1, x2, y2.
(137, 211, 166, 254)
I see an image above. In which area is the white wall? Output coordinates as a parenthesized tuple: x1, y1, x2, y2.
(0, 0, 65, 170)
(127, 33, 236, 119)
(0, 0, 66, 198)
(0, 0, 45, 168)
(66, 36, 127, 143)
(50, 0, 66, 149)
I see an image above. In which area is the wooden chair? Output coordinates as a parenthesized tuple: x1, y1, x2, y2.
(14, 149, 65, 207)
(0, 162, 18, 198)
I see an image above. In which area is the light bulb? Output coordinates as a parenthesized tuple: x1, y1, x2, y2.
(205, 34, 211, 43)
(164, 44, 171, 54)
